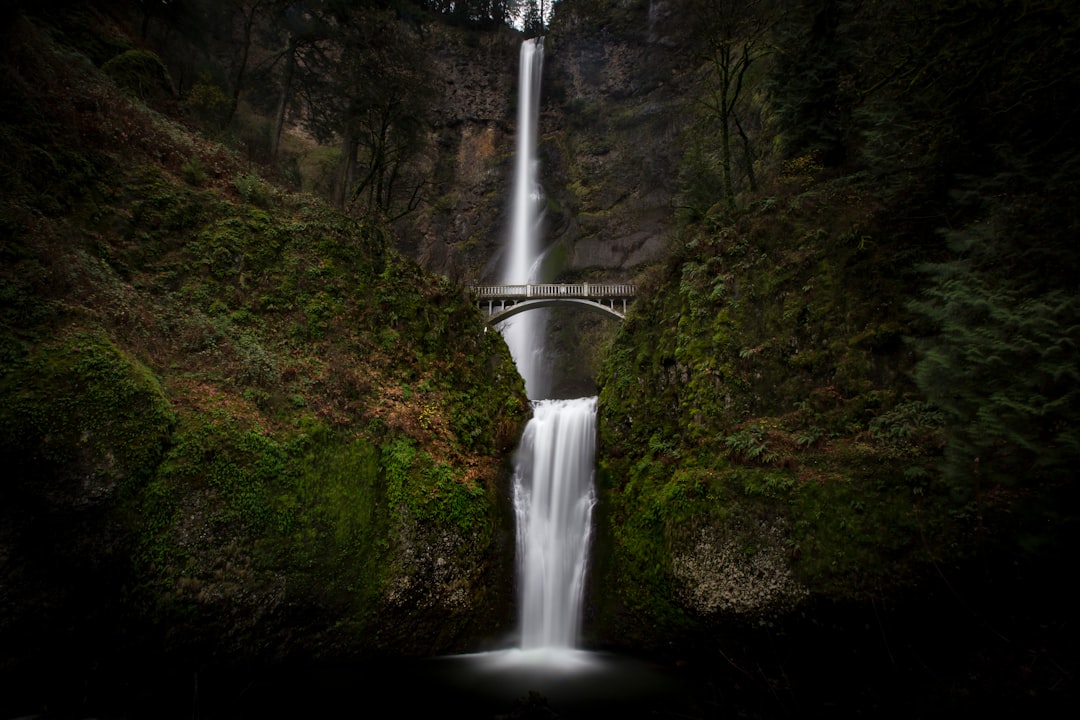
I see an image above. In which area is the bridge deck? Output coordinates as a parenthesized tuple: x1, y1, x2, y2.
(470, 283, 636, 300)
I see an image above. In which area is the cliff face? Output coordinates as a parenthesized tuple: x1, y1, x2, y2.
(402, 4, 689, 292)
(541, 4, 687, 281)
(537, 5, 692, 396)
(399, 24, 520, 283)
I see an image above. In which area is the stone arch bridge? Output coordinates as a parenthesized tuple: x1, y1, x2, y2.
(469, 283, 636, 324)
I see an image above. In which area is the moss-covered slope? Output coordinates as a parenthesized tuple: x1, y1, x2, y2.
(591, 177, 954, 634)
(587, 2, 1080, 677)
(0, 8, 528, 673)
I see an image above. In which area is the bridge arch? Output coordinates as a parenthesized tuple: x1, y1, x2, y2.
(470, 283, 636, 326)
(486, 297, 626, 324)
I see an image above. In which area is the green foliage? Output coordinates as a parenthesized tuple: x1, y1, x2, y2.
(794, 425, 825, 448)
(184, 74, 232, 129)
(914, 251, 1080, 490)
(785, 463, 935, 594)
(899, 5, 1080, 521)
(180, 156, 208, 186)
(233, 173, 272, 206)
(156, 416, 290, 532)
(593, 458, 698, 632)
(0, 331, 175, 494)
(382, 436, 417, 506)
(279, 430, 387, 602)
(382, 437, 490, 534)
(724, 424, 779, 466)
(739, 469, 793, 499)
(868, 400, 944, 449)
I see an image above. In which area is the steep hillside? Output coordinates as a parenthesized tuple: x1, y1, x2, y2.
(586, 0, 1079, 708)
(0, 6, 528, 703)
(84, 0, 689, 396)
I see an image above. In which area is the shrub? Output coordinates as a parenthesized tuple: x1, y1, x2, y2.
(101, 49, 173, 102)
(184, 74, 231, 129)
(180, 156, 208, 185)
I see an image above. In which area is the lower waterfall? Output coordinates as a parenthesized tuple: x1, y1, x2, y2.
(513, 397, 597, 650)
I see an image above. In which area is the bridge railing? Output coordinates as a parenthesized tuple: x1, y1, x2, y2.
(470, 283, 636, 299)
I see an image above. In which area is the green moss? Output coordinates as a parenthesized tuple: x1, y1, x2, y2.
(593, 458, 695, 635)
(0, 330, 175, 495)
(593, 170, 970, 628)
(160, 418, 289, 530)
(383, 437, 490, 536)
(271, 431, 388, 607)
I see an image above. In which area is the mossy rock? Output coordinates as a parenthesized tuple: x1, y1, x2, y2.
(0, 329, 175, 507)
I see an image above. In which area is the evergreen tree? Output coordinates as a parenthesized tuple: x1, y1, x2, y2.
(905, 0, 1080, 554)
(767, 0, 857, 166)
(522, 0, 543, 36)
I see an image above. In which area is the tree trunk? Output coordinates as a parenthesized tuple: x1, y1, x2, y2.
(270, 35, 298, 161)
(227, 2, 260, 129)
(719, 45, 736, 212)
(734, 112, 757, 193)
(335, 119, 359, 208)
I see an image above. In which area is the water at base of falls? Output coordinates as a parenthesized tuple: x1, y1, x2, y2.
(156, 652, 691, 719)
(422, 649, 687, 718)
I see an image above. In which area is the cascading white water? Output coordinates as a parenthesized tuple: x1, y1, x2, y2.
(514, 397, 597, 649)
(424, 37, 678, 712)
(499, 38, 597, 653)
(500, 37, 549, 400)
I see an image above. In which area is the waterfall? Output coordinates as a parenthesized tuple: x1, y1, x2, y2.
(500, 38, 597, 653)
(514, 397, 597, 649)
(500, 37, 549, 400)
(422, 38, 678, 714)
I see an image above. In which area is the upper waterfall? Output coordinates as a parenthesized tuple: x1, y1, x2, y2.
(499, 37, 548, 400)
